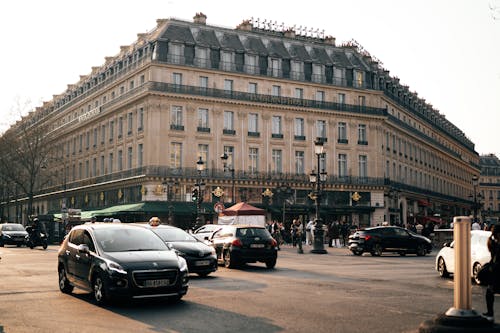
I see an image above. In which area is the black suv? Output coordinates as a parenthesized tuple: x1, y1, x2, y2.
(208, 225, 278, 269)
(57, 223, 189, 305)
(348, 226, 432, 256)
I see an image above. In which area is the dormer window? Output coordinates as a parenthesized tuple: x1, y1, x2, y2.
(221, 51, 234, 71)
(196, 47, 209, 68)
(270, 58, 281, 77)
(169, 43, 183, 64)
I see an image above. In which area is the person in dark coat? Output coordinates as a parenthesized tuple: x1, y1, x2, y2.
(484, 224, 500, 321)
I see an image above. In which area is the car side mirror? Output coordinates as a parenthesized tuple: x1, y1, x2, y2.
(77, 244, 90, 254)
(166, 242, 174, 250)
(443, 242, 450, 248)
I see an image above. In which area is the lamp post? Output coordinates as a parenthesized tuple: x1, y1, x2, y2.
(470, 175, 482, 224)
(220, 153, 235, 203)
(194, 157, 205, 229)
(309, 138, 327, 254)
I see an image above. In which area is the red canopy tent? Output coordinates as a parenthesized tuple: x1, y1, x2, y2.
(218, 202, 266, 225)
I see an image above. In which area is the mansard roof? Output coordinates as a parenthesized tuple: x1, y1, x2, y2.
(243, 36, 268, 55)
(161, 24, 195, 44)
(288, 44, 311, 62)
(220, 33, 245, 52)
(267, 40, 290, 58)
(310, 47, 331, 65)
(193, 29, 220, 48)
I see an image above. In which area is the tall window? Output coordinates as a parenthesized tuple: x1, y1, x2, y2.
(295, 151, 304, 174)
(170, 142, 182, 168)
(221, 51, 233, 71)
(248, 82, 257, 94)
(100, 155, 105, 176)
(171, 106, 183, 127)
(224, 79, 233, 92)
(108, 153, 113, 174)
(338, 93, 346, 105)
(249, 148, 259, 173)
(198, 144, 208, 164)
(358, 124, 367, 144)
(316, 91, 325, 102)
(272, 149, 282, 173)
(170, 43, 182, 64)
(173, 73, 182, 86)
(92, 157, 97, 177)
(127, 147, 133, 169)
(127, 112, 133, 135)
(338, 122, 347, 142)
(138, 108, 144, 131)
(359, 155, 367, 178)
(358, 96, 366, 107)
(223, 111, 234, 130)
(118, 117, 123, 138)
(316, 120, 326, 139)
(272, 85, 281, 97)
(272, 116, 282, 135)
(197, 48, 209, 67)
(138, 144, 143, 168)
(109, 121, 114, 141)
(354, 70, 364, 88)
(295, 88, 304, 99)
(117, 150, 122, 171)
(198, 108, 209, 129)
(248, 113, 258, 133)
(199, 76, 208, 89)
(101, 125, 106, 144)
(271, 58, 280, 77)
(246, 55, 257, 74)
(85, 160, 89, 178)
(338, 154, 347, 177)
(295, 118, 304, 137)
(223, 146, 234, 167)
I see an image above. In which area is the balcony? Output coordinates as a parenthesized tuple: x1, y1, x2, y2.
(170, 124, 184, 131)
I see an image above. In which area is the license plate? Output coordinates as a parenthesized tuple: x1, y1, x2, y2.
(250, 244, 265, 248)
(144, 279, 170, 287)
(195, 260, 210, 266)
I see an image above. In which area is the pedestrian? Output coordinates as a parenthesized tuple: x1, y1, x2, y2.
(483, 224, 500, 321)
(340, 222, 350, 247)
(291, 219, 303, 253)
(149, 216, 161, 226)
(306, 219, 314, 245)
(472, 220, 481, 230)
(328, 221, 341, 248)
(415, 221, 424, 234)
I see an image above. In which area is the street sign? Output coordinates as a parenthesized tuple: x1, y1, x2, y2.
(214, 202, 225, 213)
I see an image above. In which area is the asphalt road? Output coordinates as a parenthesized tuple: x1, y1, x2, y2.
(0, 244, 497, 333)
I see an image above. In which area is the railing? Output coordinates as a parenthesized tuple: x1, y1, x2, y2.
(148, 82, 387, 116)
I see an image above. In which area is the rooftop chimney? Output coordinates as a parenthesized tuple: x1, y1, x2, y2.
(284, 28, 296, 38)
(324, 35, 336, 46)
(193, 12, 207, 25)
(237, 19, 252, 31)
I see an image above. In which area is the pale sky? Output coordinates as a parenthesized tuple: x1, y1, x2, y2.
(1, 0, 499, 156)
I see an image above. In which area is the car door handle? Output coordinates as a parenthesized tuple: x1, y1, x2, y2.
(65, 250, 70, 256)
(75, 254, 81, 260)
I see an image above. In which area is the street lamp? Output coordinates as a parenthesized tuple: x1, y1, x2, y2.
(194, 156, 205, 229)
(470, 175, 483, 224)
(309, 138, 327, 254)
(220, 153, 235, 203)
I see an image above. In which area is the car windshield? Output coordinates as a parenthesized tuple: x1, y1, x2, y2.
(2, 224, 25, 231)
(236, 228, 270, 238)
(152, 228, 198, 242)
(93, 227, 168, 252)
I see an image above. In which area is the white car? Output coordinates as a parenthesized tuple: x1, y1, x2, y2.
(435, 230, 491, 283)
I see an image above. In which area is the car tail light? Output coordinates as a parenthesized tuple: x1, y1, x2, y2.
(364, 235, 372, 241)
(231, 238, 243, 247)
(270, 238, 277, 247)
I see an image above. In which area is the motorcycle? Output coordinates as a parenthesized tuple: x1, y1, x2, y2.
(25, 226, 48, 250)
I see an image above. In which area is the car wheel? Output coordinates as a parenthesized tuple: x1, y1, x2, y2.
(371, 244, 382, 256)
(42, 241, 48, 250)
(473, 263, 482, 284)
(223, 250, 236, 268)
(437, 257, 450, 278)
(416, 244, 427, 257)
(58, 267, 74, 294)
(93, 274, 109, 305)
(352, 250, 363, 256)
(265, 258, 277, 269)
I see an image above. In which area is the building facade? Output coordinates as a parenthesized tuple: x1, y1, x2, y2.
(2, 13, 481, 232)
(479, 154, 500, 225)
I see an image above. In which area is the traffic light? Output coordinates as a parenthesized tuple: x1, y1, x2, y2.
(192, 188, 198, 201)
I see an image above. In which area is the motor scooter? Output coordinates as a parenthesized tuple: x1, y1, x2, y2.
(25, 226, 48, 250)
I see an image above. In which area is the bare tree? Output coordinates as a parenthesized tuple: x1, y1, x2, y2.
(0, 102, 55, 222)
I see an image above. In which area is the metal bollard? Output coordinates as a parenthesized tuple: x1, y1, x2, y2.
(445, 216, 476, 317)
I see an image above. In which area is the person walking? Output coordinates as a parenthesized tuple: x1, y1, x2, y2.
(483, 224, 500, 321)
(306, 219, 314, 245)
(291, 219, 304, 254)
(328, 221, 341, 248)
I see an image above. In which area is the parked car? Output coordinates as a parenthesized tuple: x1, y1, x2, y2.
(57, 223, 189, 305)
(348, 226, 432, 256)
(435, 230, 491, 283)
(0, 223, 29, 247)
(193, 224, 223, 242)
(207, 225, 278, 269)
(136, 224, 217, 277)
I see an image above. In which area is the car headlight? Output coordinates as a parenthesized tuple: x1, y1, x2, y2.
(178, 256, 188, 272)
(24, 234, 29, 239)
(105, 259, 127, 274)
(4, 234, 11, 239)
